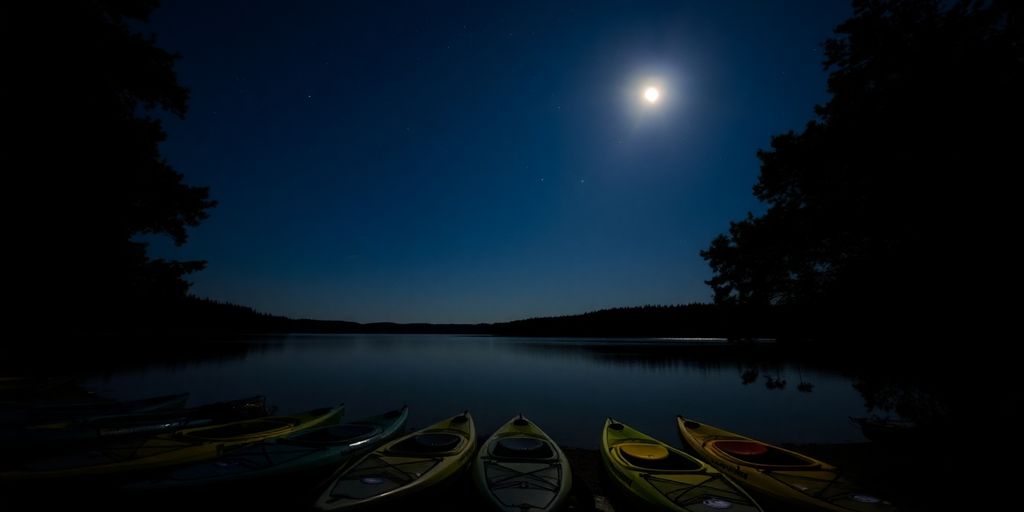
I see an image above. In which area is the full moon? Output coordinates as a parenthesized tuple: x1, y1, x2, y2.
(644, 87, 660, 103)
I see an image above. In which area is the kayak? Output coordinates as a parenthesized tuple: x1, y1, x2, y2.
(677, 416, 896, 511)
(473, 415, 571, 511)
(0, 376, 76, 394)
(601, 418, 763, 512)
(132, 406, 408, 488)
(0, 404, 345, 480)
(314, 411, 476, 510)
(88, 395, 267, 437)
(2, 395, 267, 446)
(0, 392, 189, 425)
(849, 416, 920, 444)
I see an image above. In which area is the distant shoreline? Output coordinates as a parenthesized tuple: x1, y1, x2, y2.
(103, 298, 789, 341)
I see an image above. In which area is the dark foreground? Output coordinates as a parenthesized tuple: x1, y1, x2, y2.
(2, 441, 934, 511)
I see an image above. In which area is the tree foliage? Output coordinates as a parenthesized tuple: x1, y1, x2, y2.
(8, 1, 216, 323)
(702, 0, 1021, 335)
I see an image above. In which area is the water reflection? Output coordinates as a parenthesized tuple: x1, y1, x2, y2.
(63, 334, 866, 448)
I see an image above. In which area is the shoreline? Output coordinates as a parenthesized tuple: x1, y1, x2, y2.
(1, 442, 929, 511)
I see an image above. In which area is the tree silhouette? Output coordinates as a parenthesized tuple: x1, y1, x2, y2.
(702, 0, 1021, 338)
(8, 1, 215, 327)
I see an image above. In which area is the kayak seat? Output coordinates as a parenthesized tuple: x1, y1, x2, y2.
(493, 437, 553, 459)
(711, 440, 810, 466)
(391, 433, 461, 453)
(619, 443, 702, 471)
(715, 441, 768, 457)
(621, 443, 668, 460)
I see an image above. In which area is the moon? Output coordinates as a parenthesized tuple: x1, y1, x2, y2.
(644, 87, 660, 103)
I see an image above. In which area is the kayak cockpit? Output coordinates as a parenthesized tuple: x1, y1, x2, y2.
(491, 436, 554, 459)
(388, 433, 463, 454)
(616, 442, 702, 471)
(710, 440, 816, 467)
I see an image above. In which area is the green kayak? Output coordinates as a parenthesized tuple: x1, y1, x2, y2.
(1, 404, 345, 480)
(1, 396, 267, 446)
(0, 392, 190, 426)
(131, 406, 408, 489)
(473, 415, 572, 511)
(601, 418, 763, 512)
(314, 411, 476, 510)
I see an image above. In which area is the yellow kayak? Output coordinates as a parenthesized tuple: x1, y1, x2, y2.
(314, 411, 476, 510)
(677, 416, 896, 511)
(601, 418, 762, 512)
(1, 404, 344, 480)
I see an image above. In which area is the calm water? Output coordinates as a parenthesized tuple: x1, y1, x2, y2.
(83, 334, 869, 449)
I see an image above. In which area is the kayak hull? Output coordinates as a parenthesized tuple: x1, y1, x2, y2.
(133, 406, 409, 489)
(0, 392, 189, 426)
(677, 416, 897, 512)
(1, 404, 344, 480)
(473, 416, 571, 511)
(601, 418, 762, 512)
(2, 396, 267, 446)
(314, 411, 476, 510)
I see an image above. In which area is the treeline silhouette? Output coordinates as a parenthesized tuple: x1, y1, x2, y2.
(125, 298, 798, 340)
(134, 297, 490, 335)
(491, 304, 782, 339)
(109, 296, 975, 346)
(702, 0, 1020, 343)
(9, 1, 215, 329)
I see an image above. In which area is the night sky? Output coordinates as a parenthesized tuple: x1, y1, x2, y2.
(145, 1, 851, 323)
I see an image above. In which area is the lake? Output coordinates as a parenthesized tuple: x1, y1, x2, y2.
(81, 334, 870, 449)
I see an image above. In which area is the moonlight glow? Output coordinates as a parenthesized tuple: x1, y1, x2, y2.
(644, 87, 660, 103)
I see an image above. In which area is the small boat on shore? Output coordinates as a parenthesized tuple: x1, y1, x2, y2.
(0, 392, 189, 425)
(132, 406, 408, 489)
(2, 396, 267, 446)
(473, 415, 571, 511)
(849, 416, 920, 444)
(1, 404, 344, 480)
(602, 418, 762, 512)
(314, 411, 476, 510)
(677, 415, 896, 511)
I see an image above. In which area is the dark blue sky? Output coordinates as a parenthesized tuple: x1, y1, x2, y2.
(146, 0, 851, 323)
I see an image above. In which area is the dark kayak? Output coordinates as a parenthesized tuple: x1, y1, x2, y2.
(0, 392, 190, 426)
(314, 411, 476, 511)
(130, 406, 408, 489)
(1, 396, 267, 446)
(849, 416, 921, 444)
(1, 404, 345, 480)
